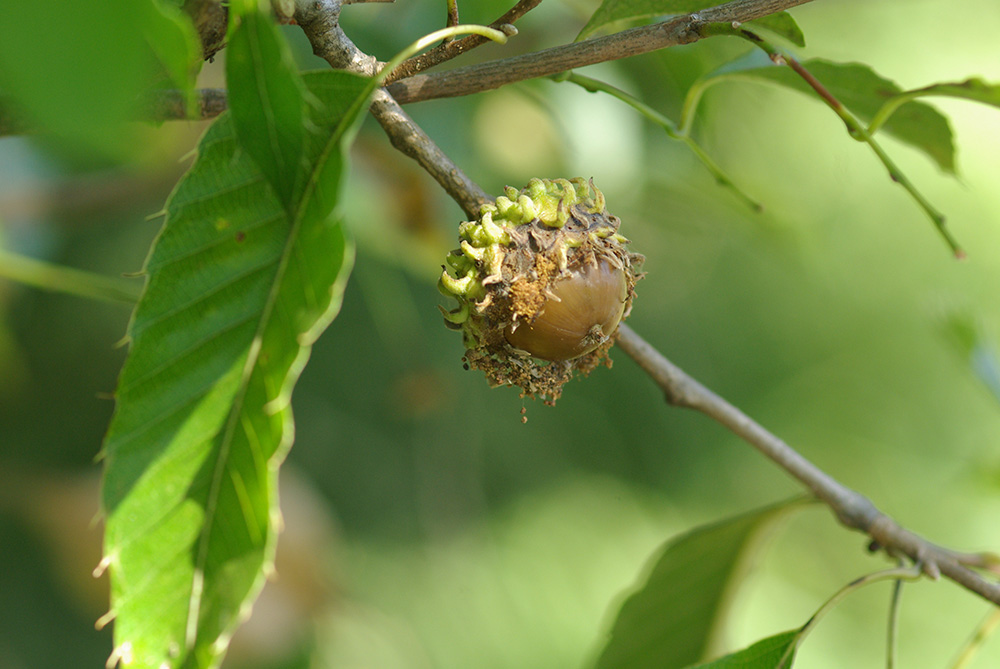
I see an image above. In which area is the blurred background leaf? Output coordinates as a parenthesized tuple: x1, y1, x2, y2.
(692, 54, 957, 173)
(0, 0, 201, 161)
(594, 499, 802, 669)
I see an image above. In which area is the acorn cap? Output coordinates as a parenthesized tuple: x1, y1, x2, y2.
(439, 177, 643, 404)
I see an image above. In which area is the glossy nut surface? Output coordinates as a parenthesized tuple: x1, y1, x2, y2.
(505, 259, 627, 361)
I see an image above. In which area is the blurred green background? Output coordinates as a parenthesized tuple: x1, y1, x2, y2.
(2, 0, 1000, 667)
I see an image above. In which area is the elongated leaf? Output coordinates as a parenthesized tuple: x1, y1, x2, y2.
(870, 78, 1000, 136)
(702, 55, 956, 173)
(901, 78, 1000, 108)
(226, 5, 307, 208)
(593, 500, 800, 669)
(687, 630, 798, 669)
(100, 70, 369, 669)
(577, 0, 803, 45)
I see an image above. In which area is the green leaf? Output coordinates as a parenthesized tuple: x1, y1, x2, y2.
(226, 4, 308, 209)
(870, 78, 1000, 136)
(747, 13, 805, 48)
(687, 630, 798, 669)
(593, 500, 801, 669)
(0, 0, 199, 158)
(577, 0, 802, 44)
(100, 70, 369, 669)
(145, 0, 202, 101)
(700, 55, 956, 173)
(902, 77, 1000, 108)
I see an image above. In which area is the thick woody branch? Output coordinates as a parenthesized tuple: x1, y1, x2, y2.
(615, 323, 1000, 607)
(386, 0, 816, 104)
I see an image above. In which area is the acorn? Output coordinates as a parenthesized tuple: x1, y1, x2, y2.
(438, 177, 643, 403)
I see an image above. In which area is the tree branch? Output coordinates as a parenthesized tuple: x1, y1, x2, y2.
(182, 0, 228, 61)
(385, 0, 816, 104)
(614, 323, 1000, 607)
(0, 0, 815, 137)
(295, 0, 490, 218)
(140, 88, 229, 122)
(384, 0, 543, 84)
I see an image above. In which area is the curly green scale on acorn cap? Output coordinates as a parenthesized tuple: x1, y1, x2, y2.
(438, 177, 643, 404)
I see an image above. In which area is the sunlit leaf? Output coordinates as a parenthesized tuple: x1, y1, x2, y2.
(687, 630, 798, 669)
(577, 0, 803, 45)
(226, 3, 308, 208)
(100, 70, 369, 669)
(593, 500, 801, 669)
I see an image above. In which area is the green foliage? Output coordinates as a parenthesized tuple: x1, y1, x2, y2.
(99, 50, 368, 669)
(0, 0, 199, 158)
(594, 500, 801, 669)
(692, 54, 957, 173)
(868, 77, 1000, 135)
(688, 631, 797, 669)
(226, 3, 308, 210)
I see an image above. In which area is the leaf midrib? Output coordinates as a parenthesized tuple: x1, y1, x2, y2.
(183, 92, 352, 649)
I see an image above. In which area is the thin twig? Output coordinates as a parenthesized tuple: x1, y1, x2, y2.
(780, 564, 924, 668)
(385, 0, 542, 83)
(295, 0, 490, 218)
(0, 0, 815, 137)
(385, 0, 816, 104)
(0, 250, 142, 304)
(614, 323, 1000, 607)
(561, 72, 763, 211)
(949, 607, 1000, 669)
(696, 21, 964, 257)
(887, 561, 906, 669)
(140, 88, 229, 122)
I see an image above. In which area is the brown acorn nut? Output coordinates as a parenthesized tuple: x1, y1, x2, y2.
(438, 177, 643, 404)
(504, 258, 627, 362)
